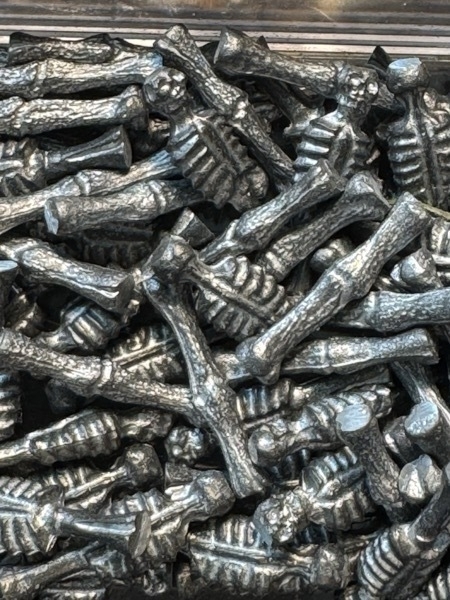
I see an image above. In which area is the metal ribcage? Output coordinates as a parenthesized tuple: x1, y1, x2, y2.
(107, 322, 184, 382)
(0, 371, 21, 441)
(194, 255, 294, 340)
(188, 515, 306, 597)
(236, 379, 294, 422)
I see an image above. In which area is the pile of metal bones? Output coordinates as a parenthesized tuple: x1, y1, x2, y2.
(0, 25, 450, 600)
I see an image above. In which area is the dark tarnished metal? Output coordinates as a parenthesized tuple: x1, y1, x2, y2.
(379, 58, 450, 209)
(0, 85, 148, 137)
(356, 464, 450, 599)
(253, 447, 375, 545)
(257, 172, 389, 281)
(0, 238, 135, 313)
(236, 194, 430, 383)
(0, 407, 172, 467)
(154, 25, 294, 187)
(337, 404, 414, 522)
(45, 180, 202, 234)
(144, 67, 269, 211)
(248, 385, 393, 466)
(0, 126, 132, 197)
(0, 148, 176, 235)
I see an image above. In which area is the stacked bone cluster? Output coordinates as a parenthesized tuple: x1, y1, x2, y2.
(1, 24, 450, 600)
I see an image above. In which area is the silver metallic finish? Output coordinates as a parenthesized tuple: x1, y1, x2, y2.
(356, 464, 450, 599)
(142, 276, 268, 498)
(0, 51, 161, 98)
(414, 563, 450, 600)
(45, 180, 202, 234)
(0, 476, 151, 560)
(151, 234, 294, 341)
(154, 25, 294, 187)
(236, 193, 430, 383)
(164, 426, 211, 466)
(0, 148, 176, 235)
(248, 385, 393, 466)
(337, 404, 413, 523)
(0, 407, 172, 467)
(0, 126, 131, 197)
(0, 85, 148, 138)
(104, 468, 235, 565)
(380, 58, 450, 209)
(253, 447, 374, 545)
(399, 455, 442, 505)
(293, 67, 378, 178)
(188, 514, 370, 595)
(309, 236, 355, 273)
(404, 401, 450, 466)
(199, 159, 344, 264)
(384, 416, 423, 465)
(335, 287, 450, 332)
(0, 238, 134, 313)
(37, 297, 125, 354)
(144, 67, 269, 211)
(257, 173, 389, 281)
(0, 543, 130, 600)
(7, 31, 127, 65)
(33, 444, 162, 510)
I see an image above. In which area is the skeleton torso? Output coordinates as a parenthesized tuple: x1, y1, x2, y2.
(382, 88, 450, 209)
(294, 111, 374, 179)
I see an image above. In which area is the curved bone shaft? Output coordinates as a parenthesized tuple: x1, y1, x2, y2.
(45, 181, 201, 234)
(154, 25, 293, 186)
(337, 404, 413, 522)
(143, 276, 267, 498)
(0, 148, 175, 235)
(0, 85, 147, 137)
(0, 238, 134, 313)
(236, 193, 429, 383)
(405, 401, 450, 466)
(258, 172, 389, 281)
(0, 52, 161, 98)
(200, 159, 344, 263)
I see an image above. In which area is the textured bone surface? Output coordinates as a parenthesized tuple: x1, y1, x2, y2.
(0, 25, 449, 600)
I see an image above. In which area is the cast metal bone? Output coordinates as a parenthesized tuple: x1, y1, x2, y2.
(404, 401, 450, 466)
(334, 287, 450, 332)
(257, 172, 389, 281)
(0, 407, 172, 468)
(215, 328, 437, 386)
(0, 329, 258, 496)
(199, 159, 345, 264)
(150, 233, 295, 341)
(235, 193, 430, 384)
(0, 85, 148, 138)
(214, 27, 395, 111)
(141, 275, 268, 498)
(102, 468, 235, 565)
(247, 385, 393, 467)
(0, 51, 161, 98)
(0, 148, 176, 235)
(336, 403, 414, 523)
(384, 415, 423, 465)
(356, 463, 450, 599)
(153, 24, 294, 187)
(0, 126, 132, 197)
(44, 180, 203, 235)
(164, 426, 212, 466)
(0, 543, 131, 600)
(253, 447, 375, 546)
(33, 443, 163, 511)
(7, 31, 121, 65)
(0, 238, 135, 313)
(398, 455, 442, 506)
(144, 67, 269, 212)
(187, 514, 370, 595)
(379, 57, 450, 209)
